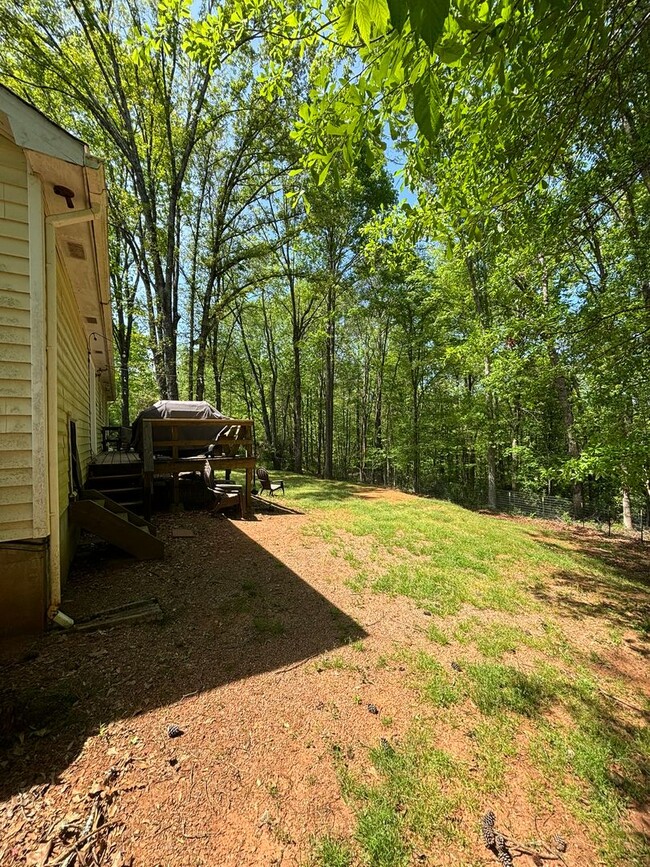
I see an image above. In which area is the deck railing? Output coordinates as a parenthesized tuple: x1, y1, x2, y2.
(142, 418, 255, 516)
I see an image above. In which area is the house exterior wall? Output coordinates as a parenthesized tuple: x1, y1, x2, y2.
(56, 258, 95, 580)
(0, 91, 114, 643)
(0, 132, 49, 637)
(0, 132, 33, 542)
(96, 363, 109, 434)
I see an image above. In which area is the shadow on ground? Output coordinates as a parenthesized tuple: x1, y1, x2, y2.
(0, 512, 366, 801)
(526, 530, 650, 635)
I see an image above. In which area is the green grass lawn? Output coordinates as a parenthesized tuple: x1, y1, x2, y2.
(271, 474, 650, 867)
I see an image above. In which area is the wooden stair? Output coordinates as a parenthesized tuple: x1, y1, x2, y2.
(86, 461, 145, 512)
(70, 490, 164, 560)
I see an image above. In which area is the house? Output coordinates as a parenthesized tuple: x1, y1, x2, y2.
(0, 85, 114, 639)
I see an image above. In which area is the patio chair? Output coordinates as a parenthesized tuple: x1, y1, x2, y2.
(203, 461, 244, 518)
(256, 467, 285, 496)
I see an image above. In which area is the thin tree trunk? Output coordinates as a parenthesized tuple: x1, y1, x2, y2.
(487, 443, 497, 510)
(622, 486, 633, 530)
(373, 320, 389, 483)
(317, 369, 324, 476)
(467, 255, 497, 509)
(539, 259, 583, 514)
(292, 321, 303, 472)
(324, 282, 335, 479)
(210, 332, 222, 412)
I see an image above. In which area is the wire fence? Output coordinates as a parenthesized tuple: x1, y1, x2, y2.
(495, 489, 648, 541)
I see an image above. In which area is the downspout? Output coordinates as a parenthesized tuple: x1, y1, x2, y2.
(44, 220, 61, 621)
(45, 205, 102, 625)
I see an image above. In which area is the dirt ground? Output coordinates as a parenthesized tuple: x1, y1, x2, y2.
(0, 493, 648, 866)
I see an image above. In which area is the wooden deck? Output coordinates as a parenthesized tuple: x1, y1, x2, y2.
(141, 418, 255, 516)
(93, 450, 142, 466)
(92, 450, 248, 472)
(90, 418, 256, 517)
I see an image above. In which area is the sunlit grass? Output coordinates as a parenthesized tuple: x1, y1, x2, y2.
(276, 474, 649, 866)
(308, 835, 354, 867)
(332, 728, 470, 867)
(531, 717, 650, 865)
(279, 473, 635, 619)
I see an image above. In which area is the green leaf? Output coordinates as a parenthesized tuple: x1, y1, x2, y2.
(362, 139, 376, 167)
(326, 122, 348, 135)
(356, 0, 372, 45)
(356, 0, 390, 45)
(387, 0, 408, 32)
(407, 0, 450, 51)
(336, 4, 356, 43)
(436, 40, 464, 63)
(318, 162, 331, 184)
(367, 0, 391, 29)
(412, 72, 440, 142)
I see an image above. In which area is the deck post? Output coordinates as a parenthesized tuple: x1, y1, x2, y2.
(245, 464, 254, 517)
(143, 420, 154, 520)
(171, 423, 182, 511)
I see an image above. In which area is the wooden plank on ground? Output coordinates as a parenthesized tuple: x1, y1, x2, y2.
(252, 495, 302, 515)
(72, 598, 163, 632)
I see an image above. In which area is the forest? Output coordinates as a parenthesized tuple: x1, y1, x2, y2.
(1, 0, 648, 523)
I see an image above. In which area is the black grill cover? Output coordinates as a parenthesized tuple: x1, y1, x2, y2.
(130, 400, 231, 458)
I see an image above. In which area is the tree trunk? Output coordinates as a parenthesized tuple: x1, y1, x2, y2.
(142, 277, 166, 398)
(211, 333, 222, 412)
(552, 362, 583, 514)
(292, 323, 303, 473)
(413, 393, 421, 494)
(466, 255, 498, 510)
(195, 273, 218, 401)
(539, 257, 583, 514)
(410, 354, 421, 494)
(373, 322, 389, 484)
(317, 370, 324, 476)
(323, 282, 335, 479)
(485, 362, 498, 511)
(487, 443, 497, 510)
(622, 486, 633, 530)
(236, 310, 275, 456)
(120, 352, 130, 427)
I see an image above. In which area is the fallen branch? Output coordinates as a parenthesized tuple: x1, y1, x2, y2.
(597, 689, 649, 715)
(506, 839, 561, 860)
(275, 657, 315, 674)
(48, 821, 120, 866)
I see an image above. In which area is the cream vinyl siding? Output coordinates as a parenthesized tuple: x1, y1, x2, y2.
(56, 258, 93, 514)
(96, 373, 109, 435)
(0, 132, 33, 541)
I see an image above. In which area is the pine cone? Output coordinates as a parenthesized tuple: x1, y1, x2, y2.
(552, 834, 567, 853)
(367, 703, 379, 715)
(495, 834, 513, 867)
(481, 811, 496, 848)
(167, 724, 184, 738)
